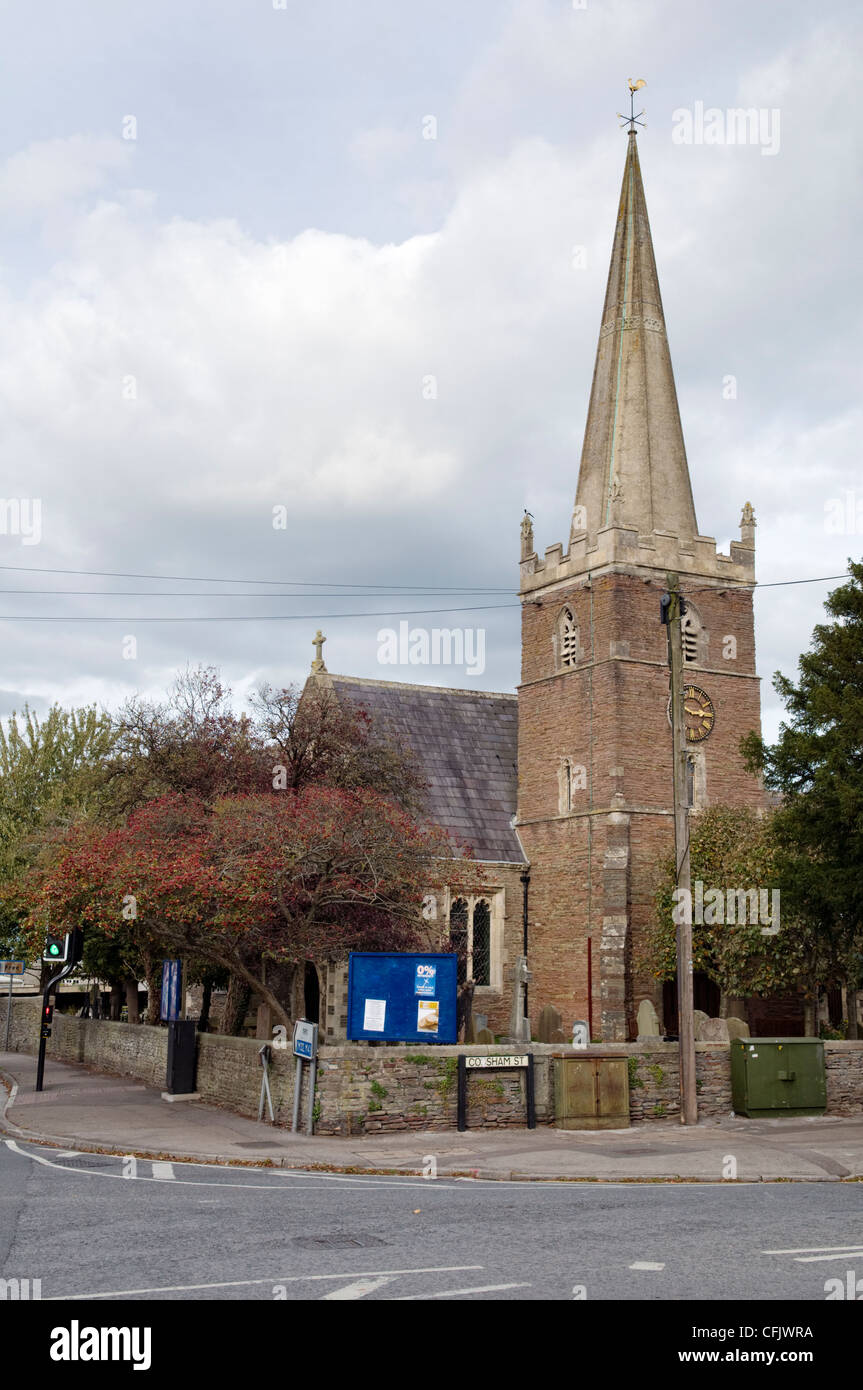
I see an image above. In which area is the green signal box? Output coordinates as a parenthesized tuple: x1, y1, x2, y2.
(731, 1038, 827, 1118)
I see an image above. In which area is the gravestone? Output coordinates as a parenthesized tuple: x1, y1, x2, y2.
(538, 1004, 562, 1043)
(693, 1009, 710, 1041)
(726, 1016, 750, 1041)
(636, 999, 661, 1039)
(475, 1027, 495, 1044)
(701, 1016, 730, 1042)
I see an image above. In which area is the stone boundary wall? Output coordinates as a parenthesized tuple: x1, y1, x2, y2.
(2, 998, 861, 1135)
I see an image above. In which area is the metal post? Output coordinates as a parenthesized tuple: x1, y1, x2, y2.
(457, 1055, 467, 1132)
(258, 1059, 274, 1123)
(520, 871, 530, 1023)
(291, 1055, 303, 1133)
(526, 1054, 536, 1129)
(35, 959, 77, 1092)
(35, 986, 50, 1092)
(305, 1056, 317, 1135)
(666, 572, 697, 1126)
(4, 976, 11, 1052)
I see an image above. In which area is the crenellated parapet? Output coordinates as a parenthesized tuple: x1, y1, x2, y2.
(520, 512, 756, 596)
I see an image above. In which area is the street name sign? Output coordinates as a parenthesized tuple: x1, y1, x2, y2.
(465, 1054, 529, 1069)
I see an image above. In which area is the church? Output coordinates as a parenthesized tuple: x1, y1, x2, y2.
(304, 127, 765, 1044)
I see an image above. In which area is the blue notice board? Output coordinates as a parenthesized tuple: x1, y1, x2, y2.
(347, 953, 458, 1043)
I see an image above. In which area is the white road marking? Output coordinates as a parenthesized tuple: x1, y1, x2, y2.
(49, 1265, 484, 1300)
(791, 1251, 863, 1264)
(54, 1150, 79, 1158)
(151, 1161, 175, 1181)
(320, 1277, 396, 1300)
(395, 1282, 531, 1300)
(761, 1251, 861, 1262)
(629, 1262, 665, 1271)
(3, 1142, 455, 1190)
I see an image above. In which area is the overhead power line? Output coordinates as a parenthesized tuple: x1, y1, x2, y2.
(0, 563, 511, 593)
(0, 603, 521, 623)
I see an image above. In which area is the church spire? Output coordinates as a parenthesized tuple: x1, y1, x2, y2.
(571, 121, 698, 547)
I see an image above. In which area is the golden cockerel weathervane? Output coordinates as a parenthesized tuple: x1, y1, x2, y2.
(618, 78, 647, 132)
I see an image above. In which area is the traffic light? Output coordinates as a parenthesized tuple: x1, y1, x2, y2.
(40, 1000, 54, 1039)
(43, 933, 67, 963)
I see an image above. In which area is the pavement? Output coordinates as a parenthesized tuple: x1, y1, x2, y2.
(2, 1050, 863, 1182)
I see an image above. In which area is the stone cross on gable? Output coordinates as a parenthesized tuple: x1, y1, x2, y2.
(311, 629, 327, 672)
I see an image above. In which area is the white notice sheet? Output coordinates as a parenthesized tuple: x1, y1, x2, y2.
(363, 998, 387, 1032)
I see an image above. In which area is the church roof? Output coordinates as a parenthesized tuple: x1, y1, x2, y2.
(328, 674, 524, 864)
(573, 129, 699, 543)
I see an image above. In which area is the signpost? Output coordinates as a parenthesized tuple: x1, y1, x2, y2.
(457, 1053, 536, 1131)
(1, 961, 26, 1052)
(291, 1020, 319, 1135)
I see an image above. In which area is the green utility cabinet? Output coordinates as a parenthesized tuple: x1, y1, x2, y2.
(730, 1038, 826, 1118)
(554, 1054, 630, 1130)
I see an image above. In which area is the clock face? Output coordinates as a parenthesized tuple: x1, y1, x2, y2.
(667, 684, 716, 742)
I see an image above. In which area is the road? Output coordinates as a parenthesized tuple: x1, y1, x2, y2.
(2, 1138, 861, 1302)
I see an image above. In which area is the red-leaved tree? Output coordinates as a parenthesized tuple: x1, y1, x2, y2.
(27, 789, 482, 1030)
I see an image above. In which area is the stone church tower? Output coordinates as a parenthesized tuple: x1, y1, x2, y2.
(516, 130, 764, 1041)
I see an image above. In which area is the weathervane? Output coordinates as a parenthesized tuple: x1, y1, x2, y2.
(617, 78, 646, 132)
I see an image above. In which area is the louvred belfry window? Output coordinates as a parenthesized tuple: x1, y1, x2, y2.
(682, 610, 699, 664)
(559, 608, 579, 667)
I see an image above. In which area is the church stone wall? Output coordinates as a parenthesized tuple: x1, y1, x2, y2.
(4, 999, 862, 1135)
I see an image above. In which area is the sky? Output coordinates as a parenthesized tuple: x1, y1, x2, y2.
(0, 0, 859, 742)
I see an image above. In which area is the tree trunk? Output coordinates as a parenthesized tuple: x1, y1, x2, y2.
(803, 994, 818, 1038)
(218, 955, 293, 1033)
(221, 976, 252, 1036)
(198, 980, 212, 1033)
(124, 978, 140, 1024)
(846, 986, 859, 1040)
(142, 952, 162, 1025)
(108, 982, 123, 1021)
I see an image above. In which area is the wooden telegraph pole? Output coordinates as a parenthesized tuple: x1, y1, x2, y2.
(664, 572, 698, 1125)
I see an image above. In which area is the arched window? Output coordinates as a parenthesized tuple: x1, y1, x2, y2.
(558, 757, 574, 813)
(557, 607, 580, 668)
(448, 896, 493, 988)
(472, 900, 491, 987)
(449, 898, 469, 985)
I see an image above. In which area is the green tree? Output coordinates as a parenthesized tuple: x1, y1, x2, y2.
(644, 805, 802, 1002)
(743, 560, 863, 1037)
(0, 703, 117, 961)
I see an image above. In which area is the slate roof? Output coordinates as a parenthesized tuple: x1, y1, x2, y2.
(329, 674, 524, 864)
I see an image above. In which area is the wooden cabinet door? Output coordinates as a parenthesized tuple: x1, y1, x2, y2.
(559, 1058, 597, 1118)
(596, 1059, 628, 1121)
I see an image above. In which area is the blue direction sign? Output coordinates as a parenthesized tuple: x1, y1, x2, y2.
(0, 961, 25, 975)
(293, 1020, 318, 1059)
